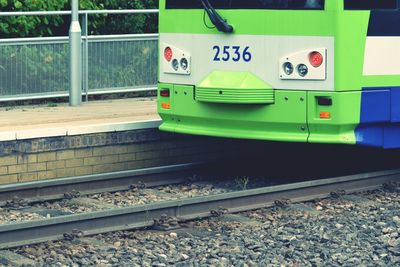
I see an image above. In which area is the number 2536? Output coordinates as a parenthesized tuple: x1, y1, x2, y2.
(213, 46, 252, 62)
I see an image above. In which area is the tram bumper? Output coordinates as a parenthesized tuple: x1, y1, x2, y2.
(158, 83, 363, 145)
(158, 82, 310, 143)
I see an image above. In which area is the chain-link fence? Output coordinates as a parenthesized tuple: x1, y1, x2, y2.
(0, 10, 158, 101)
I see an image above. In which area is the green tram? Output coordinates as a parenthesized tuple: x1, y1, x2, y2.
(157, 0, 400, 148)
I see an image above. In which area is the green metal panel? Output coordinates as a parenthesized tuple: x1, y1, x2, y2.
(157, 83, 174, 113)
(334, 9, 369, 91)
(159, 0, 335, 36)
(307, 91, 361, 144)
(159, 84, 308, 142)
(334, 4, 399, 90)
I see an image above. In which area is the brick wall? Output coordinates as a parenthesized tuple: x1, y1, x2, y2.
(0, 129, 236, 185)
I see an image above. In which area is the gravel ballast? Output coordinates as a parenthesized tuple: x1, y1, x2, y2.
(0, 181, 240, 224)
(2, 188, 398, 266)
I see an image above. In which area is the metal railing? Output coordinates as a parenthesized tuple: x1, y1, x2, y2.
(0, 9, 159, 102)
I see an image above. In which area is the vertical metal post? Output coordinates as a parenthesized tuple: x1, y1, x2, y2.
(69, 0, 82, 106)
(84, 13, 89, 102)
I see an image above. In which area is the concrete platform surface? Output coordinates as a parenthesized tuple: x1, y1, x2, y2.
(0, 98, 160, 141)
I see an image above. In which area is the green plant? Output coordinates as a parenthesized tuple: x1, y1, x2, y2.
(0, 0, 159, 38)
(47, 102, 58, 107)
(0, 0, 67, 38)
(235, 176, 250, 190)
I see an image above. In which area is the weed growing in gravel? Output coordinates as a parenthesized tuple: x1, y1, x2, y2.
(47, 102, 58, 107)
(235, 176, 250, 190)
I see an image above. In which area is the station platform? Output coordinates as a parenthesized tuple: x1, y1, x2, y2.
(0, 98, 161, 141)
(0, 97, 234, 185)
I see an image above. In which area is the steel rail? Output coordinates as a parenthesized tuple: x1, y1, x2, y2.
(0, 163, 203, 206)
(0, 168, 398, 249)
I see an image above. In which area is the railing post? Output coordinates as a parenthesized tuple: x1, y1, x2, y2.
(69, 0, 82, 106)
(82, 12, 89, 102)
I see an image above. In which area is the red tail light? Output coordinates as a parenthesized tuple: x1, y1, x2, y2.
(160, 88, 170, 97)
(164, 47, 173, 62)
(309, 51, 324, 68)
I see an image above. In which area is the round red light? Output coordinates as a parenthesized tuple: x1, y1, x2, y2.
(164, 47, 173, 62)
(309, 51, 324, 68)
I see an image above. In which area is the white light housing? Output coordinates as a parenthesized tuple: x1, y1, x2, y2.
(162, 43, 191, 75)
(279, 48, 327, 80)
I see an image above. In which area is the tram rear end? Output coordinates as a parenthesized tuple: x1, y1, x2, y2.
(157, 0, 400, 148)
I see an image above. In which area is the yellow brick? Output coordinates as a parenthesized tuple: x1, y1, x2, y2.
(0, 174, 18, 184)
(153, 157, 182, 166)
(27, 163, 47, 172)
(47, 161, 66, 170)
(169, 147, 208, 157)
(17, 154, 37, 164)
(119, 153, 136, 162)
(18, 172, 38, 182)
(37, 170, 57, 180)
(125, 160, 156, 170)
(75, 166, 93, 176)
(127, 142, 176, 153)
(65, 158, 84, 168)
(92, 147, 108, 157)
(92, 164, 111, 174)
(0, 166, 7, 175)
(56, 168, 75, 178)
(100, 155, 120, 164)
(0, 155, 18, 166)
(8, 164, 28, 174)
(92, 163, 126, 174)
(93, 146, 127, 156)
(126, 144, 141, 153)
(75, 148, 93, 158)
(136, 150, 169, 161)
(37, 152, 57, 162)
(83, 157, 101, 166)
(56, 150, 75, 160)
(174, 140, 196, 148)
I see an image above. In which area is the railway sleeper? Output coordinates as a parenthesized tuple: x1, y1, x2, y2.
(153, 214, 181, 231)
(129, 181, 147, 191)
(4, 196, 29, 210)
(63, 229, 84, 241)
(210, 207, 229, 217)
(274, 198, 292, 207)
(64, 190, 81, 200)
(330, 189, 347, 198)
(383, 181, 400, 192)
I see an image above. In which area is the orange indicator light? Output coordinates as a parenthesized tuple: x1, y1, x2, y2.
(320, 111, 331, 119)
(161, 102, 171, 109)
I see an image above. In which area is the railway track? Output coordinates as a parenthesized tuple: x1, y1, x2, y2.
(0, 168, 398, 250)
(0, 163, 204, 206)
